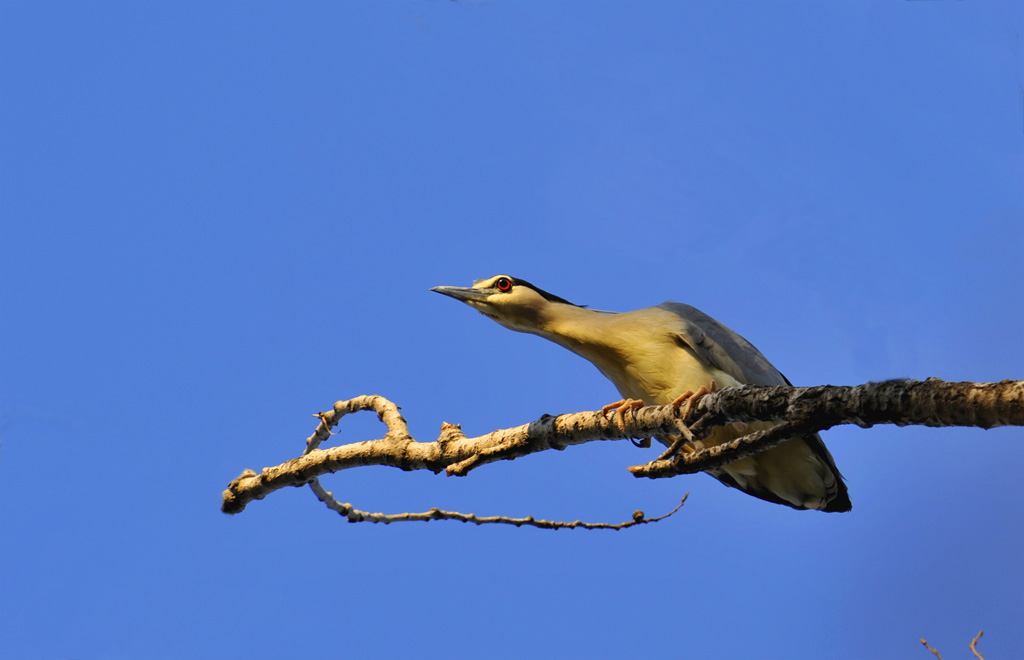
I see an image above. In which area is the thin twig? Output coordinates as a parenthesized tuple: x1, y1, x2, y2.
(921, 639, 944, 660)
(308, 482, 687, 529)
(630, 421, 807, 478)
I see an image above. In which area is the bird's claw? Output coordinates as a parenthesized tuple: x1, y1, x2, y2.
(602, 398, 645, 422)
(670, 380, 717, 420)
(602, 398, 646, 444)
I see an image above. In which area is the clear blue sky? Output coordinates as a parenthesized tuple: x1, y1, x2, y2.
(2, 2, 1022, 659)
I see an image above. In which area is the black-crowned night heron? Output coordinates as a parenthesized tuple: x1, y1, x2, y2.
(432, 274, 851, 512)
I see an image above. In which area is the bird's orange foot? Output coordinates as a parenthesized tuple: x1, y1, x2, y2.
(601, 398, 647, 445)
(601, 399, 625, 417)
(670, 380, 717, 420)
(669, 391, 694, 416)
(602, 398, 645, 421)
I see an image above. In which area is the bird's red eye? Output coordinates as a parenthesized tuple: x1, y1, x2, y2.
(495, 277, 513, 292)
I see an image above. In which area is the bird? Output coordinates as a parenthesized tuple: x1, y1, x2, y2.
(431, 274, 851, 512)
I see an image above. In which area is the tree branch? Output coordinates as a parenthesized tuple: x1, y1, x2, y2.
(221, 379, 1023, 516)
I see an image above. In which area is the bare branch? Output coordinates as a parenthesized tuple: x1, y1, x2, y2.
(221, 379, 1023, 516)
(221, 397, 681, 515)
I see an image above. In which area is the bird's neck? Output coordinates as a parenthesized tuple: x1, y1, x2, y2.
(534, 303, 621, 364)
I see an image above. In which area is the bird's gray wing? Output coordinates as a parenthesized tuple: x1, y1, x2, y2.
(658, 302, 851, 513)
(657, 302, 790, 387)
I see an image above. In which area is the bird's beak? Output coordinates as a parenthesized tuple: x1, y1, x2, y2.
(430, 285, 491, 304)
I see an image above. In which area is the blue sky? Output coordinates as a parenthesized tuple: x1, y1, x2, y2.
(1, 1, 1022, 658)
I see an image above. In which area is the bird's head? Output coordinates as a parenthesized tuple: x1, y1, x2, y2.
(431, 274, 578, 334)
